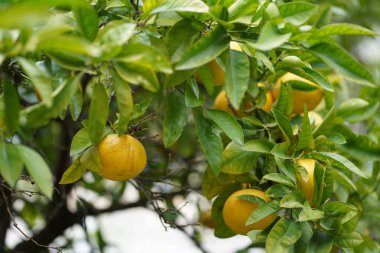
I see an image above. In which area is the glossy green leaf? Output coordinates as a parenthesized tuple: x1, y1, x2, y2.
(308, 152, 366, 178)
(80, 146, 102, 173)
(248, 21, 291, 51)
(70, 128, 92, 157)
(131, 98, 152, 121)
(143, 0, 209, 16)
(176, 26, 230, 70)
(266, 218, 302, 253)
(17, 145, 53, 199)
(273, 83, 293, 115)
(204, 109, 244, 145)
(225, 50, 250, 109)
(0, 143, 23, 186)
(114, 62, 159, 92)
(113, 70, 133, 134)
(99, 22, 135, 46)
(263, 173, 296, 187)
(278, 2, 317, 25)
(73, 0, 99, 41)
(265, 184, 292, 198)
(3, 82, 20, 135)
(163, 92, 188, 148)
(306, 232, 333, 253)
(237, 195, 266, 204)
(69, 83, 83, 121)
(221, 142, 258, 174)
(296, 108, 313, 151)
(334, 232, 363, 248)
(59, 158, 86, 184)
(309, 42, 374, 86)
(228, 0, 259, 22)
(272, 108, 293, 141)
(18, 58, 52, 105)
(88, 83, 109, 144)
(243, 139, 274, 154)
(194, 109, 223, 175)
(280, 190, 305, 209)
(246, 200, 280, 225)
(299, 204, 324, 222)
(314, 23, 376, 38)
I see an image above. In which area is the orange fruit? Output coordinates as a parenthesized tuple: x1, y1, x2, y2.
(222, 189, 277, 235)
(296, 159, 315, 202)
(272, 73, 323, 114)
(213, 87, 273, 116)
(97, 134, 147, 181)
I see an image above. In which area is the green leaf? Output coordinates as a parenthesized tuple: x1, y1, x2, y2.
(313, 106, 336, 137)
(165, 19, 203, 62)
(88, 83, 109, 145)
(131, 98, 152, 121)
(237, 195, 266, 204)
(18, 58, 52, 105)
(73, 0, 99, 41)
(296, 108, 313, 151)
(266, 218, 302, 253)
(228, 0, 259, 22)
(0, 143, 23, 186)
(314, 23, 376, 38)
(306, 232, 333, 253)
(246, 200, 280, 225)
(204, 109, 244, 145)
(265, 184, 292, 198)
(334, 232, 363, 248)
(243, 139, 274, 154)
(272, 142, 292, 159)
(176, 26, 230, 70)
(99, 22, 136, 46)
(263, 173, 296, 188)
(280, 190, 306, 209)
(80, 146, 102, 173)
(185, 79, 204, 107)
(59, 158, 86, 184)
(273, 83, 293, 115)
(163, 92, 188, 148)
(309, 42, 374, 87)
(303, 68, 334, 92)
(225, 50, 250, 109)
(337, 98, 368, 118)
(194, 109, 223, 175)
(143, 0, 209, 16)
(221, 142, 258, 174)
(278, 2, 317, 25)
(69, 82, 83, 121)
(70, 128, 92, 157)
(329, 132, 346, 145)
(248, 21, 291, 51)
(22, 76, 80, 127)
(116, 42, 172, 74)
(3, 82, 20, 135)
(308, 152, 366, 178)
(272, 108, 293, 142)
(299, 205, 324, 222)
(113, 70, 133, 134)
(114, 62, 159, 92)
(17, 145, 53, 199)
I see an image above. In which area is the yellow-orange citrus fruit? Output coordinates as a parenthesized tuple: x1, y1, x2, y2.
(296, 159, 315, 202)
(208, 60, 225, 86)
(199, 210, 218, 229)
(213, 88, 273, 116)
(222, 189, 277, 235)
(97, 134, 147, 181)
(213, 90, 235, 115)
(273, 73, 323, 114)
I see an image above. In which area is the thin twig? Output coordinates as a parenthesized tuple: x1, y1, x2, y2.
(0, 187, 64, 252)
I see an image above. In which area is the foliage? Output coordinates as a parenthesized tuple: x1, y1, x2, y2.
(0, 0, 380, 252)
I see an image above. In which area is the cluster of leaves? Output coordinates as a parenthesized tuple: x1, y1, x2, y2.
(1, 0, 380, 252)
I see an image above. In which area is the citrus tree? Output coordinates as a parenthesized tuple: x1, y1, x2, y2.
(1, 0, 380, 252)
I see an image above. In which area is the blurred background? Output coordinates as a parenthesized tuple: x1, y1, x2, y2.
(3, 0, 380, 252)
